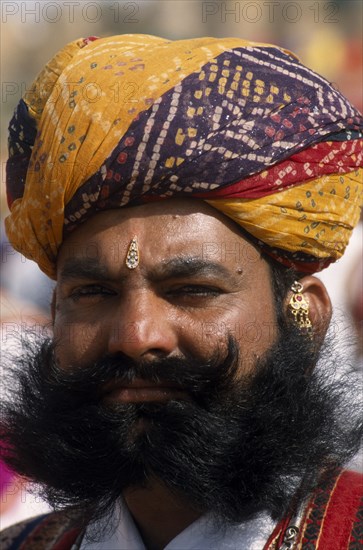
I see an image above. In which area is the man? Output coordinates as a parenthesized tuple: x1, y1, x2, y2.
(1, 35, 362, 549)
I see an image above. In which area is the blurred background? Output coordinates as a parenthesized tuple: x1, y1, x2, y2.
(1, 0, 362, 528)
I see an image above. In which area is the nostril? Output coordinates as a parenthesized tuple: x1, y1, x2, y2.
(140, 349, 170, 361)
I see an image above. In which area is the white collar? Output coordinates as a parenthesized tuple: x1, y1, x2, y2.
(80, 499, 276, 550)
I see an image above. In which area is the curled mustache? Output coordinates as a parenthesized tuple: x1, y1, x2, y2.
(35, 336, 240, 409)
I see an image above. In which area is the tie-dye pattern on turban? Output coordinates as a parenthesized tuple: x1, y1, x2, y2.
(6, 35, 363, 278)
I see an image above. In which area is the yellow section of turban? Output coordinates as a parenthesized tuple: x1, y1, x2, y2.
(207, 170, 363, 262)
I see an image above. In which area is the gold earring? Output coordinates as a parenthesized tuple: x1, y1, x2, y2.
(125, 236, 139, 269)
(289, 281, 312, 335)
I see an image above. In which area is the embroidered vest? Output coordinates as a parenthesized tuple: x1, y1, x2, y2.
(1, 470, 361, 549)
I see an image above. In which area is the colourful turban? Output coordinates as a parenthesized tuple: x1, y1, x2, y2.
(6, 35, 363, 278)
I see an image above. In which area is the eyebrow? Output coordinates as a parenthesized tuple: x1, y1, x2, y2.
(59, 258, 116, 283)
(58, 256, 241, 285)
(149, 257, 239, 284)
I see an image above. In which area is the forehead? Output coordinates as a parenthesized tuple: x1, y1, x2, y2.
(57, 199, 261, 274)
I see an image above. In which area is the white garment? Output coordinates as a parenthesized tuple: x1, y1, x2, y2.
(0, 487, 51, 531)
(80, 499, 276, 550)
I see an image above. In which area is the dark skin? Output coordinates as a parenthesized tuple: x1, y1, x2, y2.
(52, 199, 331, 550)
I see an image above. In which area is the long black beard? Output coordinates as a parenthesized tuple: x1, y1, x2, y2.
(1, 326, 362, 532)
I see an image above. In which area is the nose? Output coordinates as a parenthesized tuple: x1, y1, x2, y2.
(107, 290, 178, 361)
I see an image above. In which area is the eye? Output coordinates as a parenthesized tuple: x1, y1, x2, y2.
(167, 285, 222, 299)
(70, 284, 116, 302)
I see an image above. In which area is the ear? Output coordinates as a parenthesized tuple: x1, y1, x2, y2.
(284, 275, 332, 342)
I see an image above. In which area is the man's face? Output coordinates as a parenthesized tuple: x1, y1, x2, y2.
(54, 198, 278, 388)
(3, 199, 358, 528)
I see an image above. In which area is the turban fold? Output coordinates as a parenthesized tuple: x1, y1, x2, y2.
(6, 35, 363, 278)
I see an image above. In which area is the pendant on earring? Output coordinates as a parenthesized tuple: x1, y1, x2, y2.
(289, 281, 312, 335)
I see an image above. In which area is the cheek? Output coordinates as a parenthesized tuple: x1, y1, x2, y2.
(199, 296, 278, 372)
(52, 315, 108, 369)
